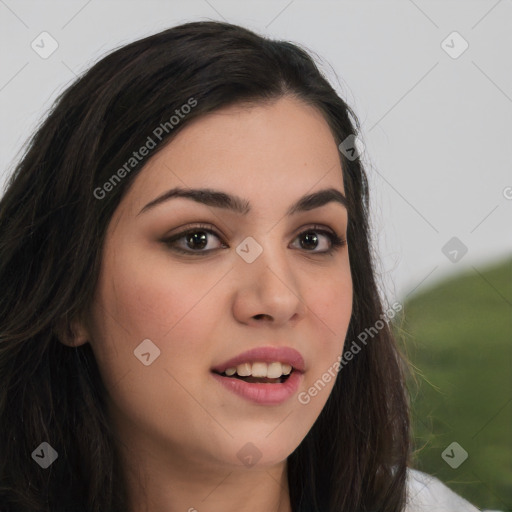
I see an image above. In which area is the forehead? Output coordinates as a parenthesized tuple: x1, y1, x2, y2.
(123, 96, 345, 216)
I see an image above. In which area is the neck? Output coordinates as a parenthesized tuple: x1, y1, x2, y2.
(113, 423, 292, 512)
(122, 449, 292, 512)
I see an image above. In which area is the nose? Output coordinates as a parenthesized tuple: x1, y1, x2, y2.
(231, 241, 307, 326)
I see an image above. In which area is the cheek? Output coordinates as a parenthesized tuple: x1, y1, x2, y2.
(315, 278, 352, 323)
(88, 245, 230, 388)
(305, 268, 353, 346)
(86, 250, 230, 444)
(298, 270, 352, 410)
(101, 244, 229, 340)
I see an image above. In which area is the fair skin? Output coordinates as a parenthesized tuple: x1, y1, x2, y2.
(62, 95, 353, 512)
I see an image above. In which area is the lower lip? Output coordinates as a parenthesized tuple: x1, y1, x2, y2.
(211, 370, 303, 405)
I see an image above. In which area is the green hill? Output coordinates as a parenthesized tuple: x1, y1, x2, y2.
(395, 257, 512, 511)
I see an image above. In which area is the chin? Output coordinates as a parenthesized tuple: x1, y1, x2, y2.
(215, 424, 309, 470)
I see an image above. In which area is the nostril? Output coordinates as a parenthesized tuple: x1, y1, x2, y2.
(253, 314, 272, 321)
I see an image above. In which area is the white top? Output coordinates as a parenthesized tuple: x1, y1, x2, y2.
(405, 468, 498, 512)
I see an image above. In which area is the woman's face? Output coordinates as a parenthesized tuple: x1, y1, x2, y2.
(82, 95, 353, 471)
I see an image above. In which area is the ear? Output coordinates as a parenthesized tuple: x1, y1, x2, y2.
(54, 314, 90, 347)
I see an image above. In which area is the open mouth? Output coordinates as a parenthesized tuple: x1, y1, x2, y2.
(212, 361, 294, 384)
(210, 356, 303, 404)
(214, 370, 293, 384)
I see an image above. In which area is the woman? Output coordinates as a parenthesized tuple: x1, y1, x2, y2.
(0, 20, 482, 512)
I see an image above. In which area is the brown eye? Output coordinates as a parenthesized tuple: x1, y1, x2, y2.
(184, 231, 209, 250)
(290, 226, 346, 255)
(299, 231, 320, 250)
(163, 224, 227, 255)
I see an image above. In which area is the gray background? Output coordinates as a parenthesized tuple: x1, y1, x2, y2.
(1, 0, 511, 303)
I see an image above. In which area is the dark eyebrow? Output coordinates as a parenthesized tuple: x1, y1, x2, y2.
(137, 186, 348, 216)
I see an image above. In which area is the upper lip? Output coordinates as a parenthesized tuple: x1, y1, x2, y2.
(211, 346, 305, 374)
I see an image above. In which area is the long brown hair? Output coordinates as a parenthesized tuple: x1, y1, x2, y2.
(0, 21, 410, 511)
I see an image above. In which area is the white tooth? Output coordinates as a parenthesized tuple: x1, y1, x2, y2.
(251, 362, 268, 378)
(267, 362, 283, 379)
(225, 367, 237, 376)
(236, 362, 252, 377)
(281, 363, 292, 375)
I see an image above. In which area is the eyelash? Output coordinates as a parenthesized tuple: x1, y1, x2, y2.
(162, 223, 346, 256)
